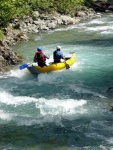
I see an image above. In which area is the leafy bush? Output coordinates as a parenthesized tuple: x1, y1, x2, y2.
(0, 0, 16, 26)
(0, 30, 4, 40)
(0, 0, 93, 27)
(0, 0, 30, 26)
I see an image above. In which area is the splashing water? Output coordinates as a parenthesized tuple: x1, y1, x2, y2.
(0, 14, 113, 150)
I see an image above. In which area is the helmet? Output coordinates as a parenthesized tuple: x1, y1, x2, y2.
(37, 47, 42, 51)
(56, 45, 61, 50)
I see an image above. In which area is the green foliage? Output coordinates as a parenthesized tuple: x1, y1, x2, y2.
(102, 0, 107, 2)
(53, 0, 85, 15)
(0, 30, 4, 41)
(0, 0, 30, 26)
(0, 0, 16, 26)
(0, 0, 86, 27)
(31, 0, 55, 12)
(13, 0, 30, 17)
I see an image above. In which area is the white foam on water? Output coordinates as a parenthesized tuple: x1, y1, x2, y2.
(54, 18, 106, 32)
(37, 72, 61, 83)
(87, 19, 104, 25)
(69, 85, 106, 99)
(0, 91, 37, 105)
(54, 19, 104, 32)
(0, 91, 87, 125)
(28, 98, 87, 125)
(34, 36, 43, 41)
(36, 98, 87, 116)
(86, 25, 113, 32)
(70, 61, 83, 72)
(9, 69, 28, 78)
(99, 145, 109, 150)
(0, 110, 12, 121)
(0, 74, 8, 79)
(55, 25, 78, 31)
(101, 30, 113, 34)
(0, 91, 86, 113)
(0, 68, 28, 79)
(106, 138, 113, 145)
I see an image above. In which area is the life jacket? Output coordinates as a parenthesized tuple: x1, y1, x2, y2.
(35, 51, 46, 62)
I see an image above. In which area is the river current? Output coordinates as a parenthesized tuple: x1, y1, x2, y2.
(0, 13, 113, 150)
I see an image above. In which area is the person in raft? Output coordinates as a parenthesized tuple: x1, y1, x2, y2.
(53, 45, 65, 63)
(33, 47, 49, 67)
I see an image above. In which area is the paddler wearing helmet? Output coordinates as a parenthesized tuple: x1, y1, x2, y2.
(53, 45, 65, 63)
(33, 47, 49, 67)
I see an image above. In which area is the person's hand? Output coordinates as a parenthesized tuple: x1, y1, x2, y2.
(46, 54, 50, 59)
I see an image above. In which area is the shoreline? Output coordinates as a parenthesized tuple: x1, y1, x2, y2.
(0, 8, 104, 74)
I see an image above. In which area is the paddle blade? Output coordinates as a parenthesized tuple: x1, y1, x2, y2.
(19, 64, 28, 70)
(65, 63, 70, 69)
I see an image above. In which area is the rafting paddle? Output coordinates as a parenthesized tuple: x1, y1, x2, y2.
(19, 64, 28, 70)
(64, 62, 70, 69)
(65, 63, 70, 69)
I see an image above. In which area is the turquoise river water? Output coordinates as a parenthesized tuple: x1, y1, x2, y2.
(0, 13, 113, 150)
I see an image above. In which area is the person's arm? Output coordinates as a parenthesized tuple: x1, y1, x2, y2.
(44, 54, 50, 59)
(60, 52, 65, 59)
(33, 54, 37, 62)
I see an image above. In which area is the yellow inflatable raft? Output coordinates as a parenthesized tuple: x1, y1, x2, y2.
(19, 53, 76, 75)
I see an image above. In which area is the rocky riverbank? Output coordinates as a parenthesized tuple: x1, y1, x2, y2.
(0, 7, 100, 74)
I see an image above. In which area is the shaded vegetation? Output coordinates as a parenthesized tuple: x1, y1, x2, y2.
(0, 0, 90, 27)
(0, 0, 112, 27)
(0, 30, 4, 40)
